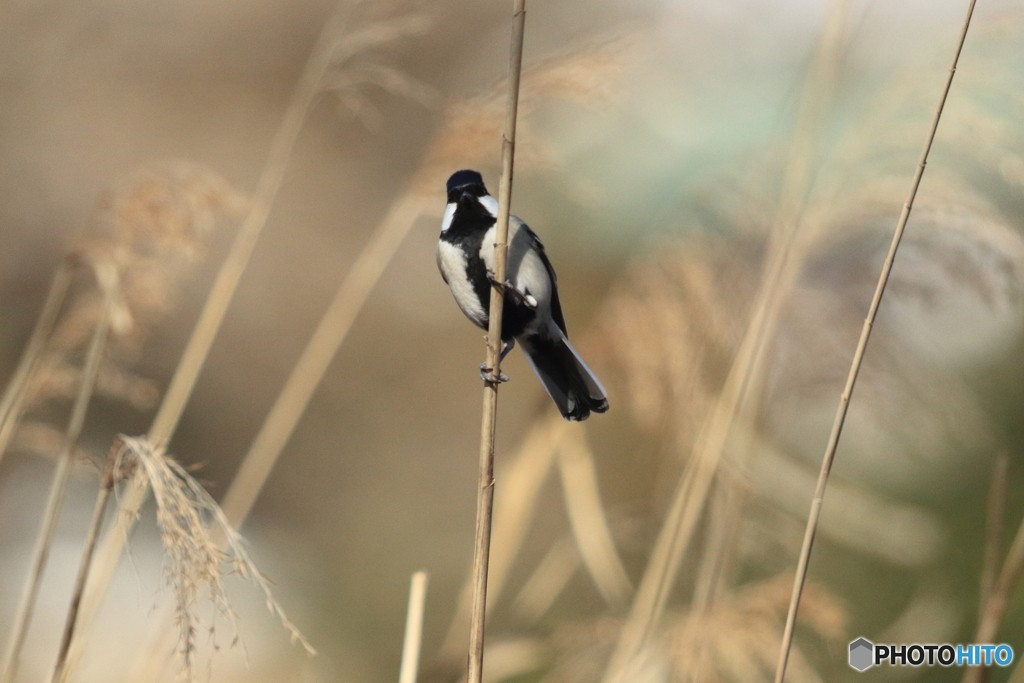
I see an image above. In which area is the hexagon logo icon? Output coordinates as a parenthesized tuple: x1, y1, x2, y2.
(849, 638, 874, 671)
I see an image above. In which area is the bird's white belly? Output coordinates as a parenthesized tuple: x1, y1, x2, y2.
(437, 241, 487, 326)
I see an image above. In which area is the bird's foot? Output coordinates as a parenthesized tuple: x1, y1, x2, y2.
(486, 271, 537, 309)
(485, 270, 507, 293)
(480, 363, 509, 384)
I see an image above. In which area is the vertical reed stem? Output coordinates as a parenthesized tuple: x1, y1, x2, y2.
(773, 2, 977, 681)
(467, 3, 526, 683)
(398, 571, 429, 683)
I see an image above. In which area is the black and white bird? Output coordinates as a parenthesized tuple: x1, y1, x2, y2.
(436, 169, 609, 421)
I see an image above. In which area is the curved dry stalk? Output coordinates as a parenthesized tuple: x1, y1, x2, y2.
(556, 426, 632, 609)
(58, 4, 359, 675)
(398, 571, 429, 683)
(0, 267, 116, 683)
(0, 258, 75, 468)
(774, 1, 978, 681)
(467, 3, 526, 682)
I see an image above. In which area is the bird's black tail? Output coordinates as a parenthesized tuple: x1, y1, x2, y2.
(520, 333, 609, 421)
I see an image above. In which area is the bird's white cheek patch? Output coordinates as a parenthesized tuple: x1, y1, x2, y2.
(441, 203, 457, 232)
(478, 194, 498, 217)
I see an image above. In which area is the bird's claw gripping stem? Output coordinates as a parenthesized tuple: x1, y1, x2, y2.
(480, 363, 509, 384)
(486, 270, 537, 309)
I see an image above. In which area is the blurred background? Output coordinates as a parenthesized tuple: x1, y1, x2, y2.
(2, 0, 1024, 681)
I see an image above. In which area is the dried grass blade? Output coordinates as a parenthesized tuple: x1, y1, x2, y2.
(964, 499, 1024, 683)
(774, 2, 979, 681)
(511, 535, 579, 624)
(49, 442, 122, 683)
(0, 269, 115, 683)
(0, 258, 74, 467)
(600, 414, 727, 683)
(556, 427, 631, 609)
(221, 194, 423, 524)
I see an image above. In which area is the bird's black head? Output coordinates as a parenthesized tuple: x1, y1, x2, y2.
(446, 169, 488, 203)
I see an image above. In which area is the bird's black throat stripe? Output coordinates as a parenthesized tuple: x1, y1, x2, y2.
(443, 193, 536, 341)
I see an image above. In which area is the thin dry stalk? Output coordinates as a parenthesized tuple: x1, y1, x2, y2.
(601, 5, 850, 680)
(964, 503, 1024, 683)
(980, 453, 1009, 623)
(434, 38, 629, 669)
(511, 535, 580, 623)
(467, 3, 526, 683)
(0, 267, 116, 683)
(398, 571, 429, 683)
(599, 417, 726, 683)
(49, 441, 122, 683)
(0, 258, 75, 467)
(58, 5, 375, 674)
(438, 414, 563, 661)
(681, 480, 745, 683)
(962, 453, 1010, 683)
(150, 4, 353, 446)
(556, 427, 631, 609)
(220, 193, 425, 524)
(690, 477, 743, 616)
(774, 2, 978, 681)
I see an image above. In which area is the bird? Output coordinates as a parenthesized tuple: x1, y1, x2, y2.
(436, 169, 609, 421)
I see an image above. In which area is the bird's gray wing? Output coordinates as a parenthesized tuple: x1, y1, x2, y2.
(520, 223, 568, 336)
